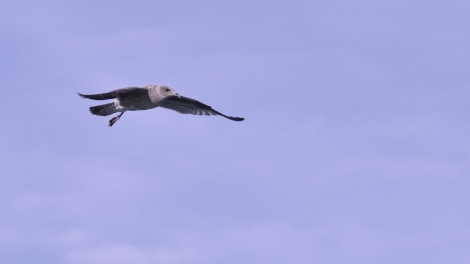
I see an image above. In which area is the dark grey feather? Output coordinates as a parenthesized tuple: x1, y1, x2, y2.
(159, 96, 244, 121)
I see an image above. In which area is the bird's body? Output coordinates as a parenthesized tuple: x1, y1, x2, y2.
(78, 84, 244, 126)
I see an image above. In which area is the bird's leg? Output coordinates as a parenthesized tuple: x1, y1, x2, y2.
(108, 111, 125, 127)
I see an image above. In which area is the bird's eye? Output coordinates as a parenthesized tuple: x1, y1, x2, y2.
(165, 88, 170, 92)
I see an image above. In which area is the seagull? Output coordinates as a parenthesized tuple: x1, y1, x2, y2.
(78, 84, 244, 126)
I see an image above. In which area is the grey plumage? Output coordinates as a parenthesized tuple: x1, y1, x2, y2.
(89, 103, 115, 116)
(78, 84, 244, 126)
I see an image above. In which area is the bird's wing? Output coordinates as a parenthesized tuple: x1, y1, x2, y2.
(159, 96, 244, 121)
(78, 87, 147, 100)
(115, 87, 150, 100)
(78, 90, 120, 100)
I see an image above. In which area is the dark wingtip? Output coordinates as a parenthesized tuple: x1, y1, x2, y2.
(78, 93, 86, 98)
(227, 116, 244, 121)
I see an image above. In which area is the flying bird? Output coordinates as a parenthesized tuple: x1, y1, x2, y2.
(78, 84, 244, 126)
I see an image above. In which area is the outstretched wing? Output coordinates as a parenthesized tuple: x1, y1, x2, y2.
(78, 87, 147, 100)
(78, 90, 120, 100)
(159, 96, 244, 121)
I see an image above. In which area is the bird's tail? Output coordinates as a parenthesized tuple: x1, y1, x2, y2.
(89, 103, 117, 116)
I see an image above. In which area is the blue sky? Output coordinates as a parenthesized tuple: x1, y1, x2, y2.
(1, 0, 469, 263)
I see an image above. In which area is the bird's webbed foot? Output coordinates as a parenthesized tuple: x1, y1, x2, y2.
(108, 112, 125, 127)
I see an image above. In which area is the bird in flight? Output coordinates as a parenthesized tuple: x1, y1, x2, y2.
(78, 84, 244, 126)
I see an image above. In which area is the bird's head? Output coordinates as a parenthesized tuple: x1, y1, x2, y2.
(160, 85, 180, 98)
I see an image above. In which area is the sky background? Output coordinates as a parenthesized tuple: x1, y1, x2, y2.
(1, 0, 469, 263)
